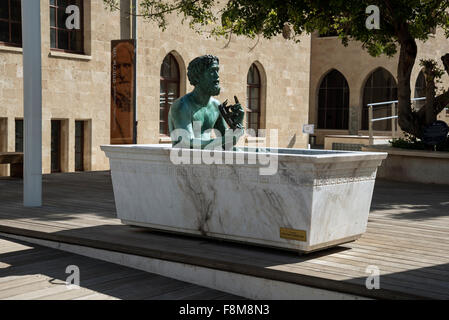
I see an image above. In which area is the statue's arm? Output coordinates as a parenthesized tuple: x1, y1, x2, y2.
(214, 96, 246, 146)
(214, 112, 245, 148)
(214, 113, 228, 136)
(169, 101, 194, 148)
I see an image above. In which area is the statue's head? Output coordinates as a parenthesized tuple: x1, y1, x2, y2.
(187, 55, 220, 96)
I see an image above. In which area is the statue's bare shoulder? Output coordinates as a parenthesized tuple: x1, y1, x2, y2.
(169, 94, 193, 126)
(168, 95, 193, 134)
(170, 95, 189, 117)
(210, 97, 220, 109)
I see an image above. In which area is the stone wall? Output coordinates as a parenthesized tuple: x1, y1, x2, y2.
(363, 145, 449, 185)
(0, 0, 121, 174)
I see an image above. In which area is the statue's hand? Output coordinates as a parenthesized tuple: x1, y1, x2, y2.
(219, 96, 245, 130)
(231, 96, 245, 129)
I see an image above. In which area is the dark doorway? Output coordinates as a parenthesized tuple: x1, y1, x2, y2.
(75, 121, 84, 172)
(51, 120, 61, 173)
(15, 119, 23, 152)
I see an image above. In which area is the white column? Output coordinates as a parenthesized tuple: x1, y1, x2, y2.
(132, 0, 138, 144)
(22, 0, 42, 207)
(391, 103, 396, 139)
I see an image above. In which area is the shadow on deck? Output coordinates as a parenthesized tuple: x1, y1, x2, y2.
(0, 236, 243, 300)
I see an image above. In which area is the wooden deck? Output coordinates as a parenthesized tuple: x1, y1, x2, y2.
(1, 171, 449, 299)
(0, 236, 243, 300)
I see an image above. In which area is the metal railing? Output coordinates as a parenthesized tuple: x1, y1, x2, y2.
(367, 97, 426, 145)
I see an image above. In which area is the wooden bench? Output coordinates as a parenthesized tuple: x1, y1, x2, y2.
(0, 152, 24, 178)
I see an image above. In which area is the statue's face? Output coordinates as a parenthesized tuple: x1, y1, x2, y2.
(197, 61, 220, 96)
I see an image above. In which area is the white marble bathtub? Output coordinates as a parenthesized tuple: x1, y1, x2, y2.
(101, 144, 387, 253)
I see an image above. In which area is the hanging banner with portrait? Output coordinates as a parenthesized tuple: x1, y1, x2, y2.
(111, 39, 136, 144)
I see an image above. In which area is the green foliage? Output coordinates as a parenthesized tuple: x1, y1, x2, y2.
(103, 0, 217, 32)
(103, 0, 449, 57)
(419, 58, 445, 93)
(391, 133, 449, 151)
(420, 59, 445, 79)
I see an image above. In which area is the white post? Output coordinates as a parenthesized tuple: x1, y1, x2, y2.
(391, 103, 396, 139)
(368, 105, 374, 145)
(22, 0, 42, 207)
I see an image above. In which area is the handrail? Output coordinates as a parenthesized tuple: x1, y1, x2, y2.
(368, 97, 426, 145)
(367, 97, 426, 107)
(371, 115, 398, 122)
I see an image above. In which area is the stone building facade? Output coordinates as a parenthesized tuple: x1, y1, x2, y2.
(0, 0, 311, 175)
(1, 0, 449, 175)
(310, 31, 449, 145)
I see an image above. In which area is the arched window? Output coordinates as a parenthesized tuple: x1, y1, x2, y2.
(245, 62, 266, 136)
(247, 64, 261, 134)
(317, 70, 349, 129)
(160, 53, 180, 135)
(414, 71, 426, 110)
(362, 68, 398, 130)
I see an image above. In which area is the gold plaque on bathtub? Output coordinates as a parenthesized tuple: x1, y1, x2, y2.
(280, 228, 307, 242)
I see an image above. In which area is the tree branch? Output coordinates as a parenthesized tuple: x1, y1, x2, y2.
(104, 0, 202, 18)
(222, 31, 233, 49)
(416, 54, 449, 124)
(249, 34, 260, 52)
(442, 53, 449, 75)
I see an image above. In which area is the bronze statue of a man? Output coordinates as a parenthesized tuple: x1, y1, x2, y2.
(168, 55, 245, 149)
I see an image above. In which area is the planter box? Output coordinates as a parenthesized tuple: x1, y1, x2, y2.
(363, 145, 449, 185)
(102, 145, 387, 253)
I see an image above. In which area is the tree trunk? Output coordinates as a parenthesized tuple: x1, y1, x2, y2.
(396, 24, 420, 137)
(432, 54, 449, 118)
(423, 64, 436, 125)
(414, 54, 449, 133)
(396, 28, 449, 139)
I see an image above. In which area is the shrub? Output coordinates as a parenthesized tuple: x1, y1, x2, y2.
(390, 133, 449, 151)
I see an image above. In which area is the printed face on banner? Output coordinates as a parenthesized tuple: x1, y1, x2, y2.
(111, 40, 135, 144)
